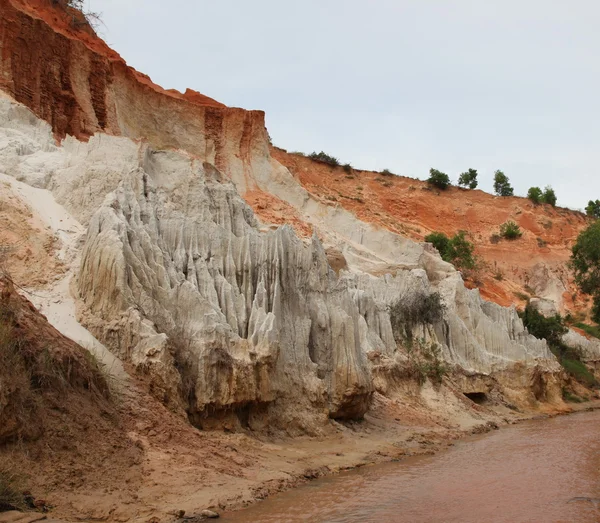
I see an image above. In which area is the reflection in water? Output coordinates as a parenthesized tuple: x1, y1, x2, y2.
(223, 410, 600, 522)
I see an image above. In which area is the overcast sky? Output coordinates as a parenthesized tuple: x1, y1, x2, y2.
(90, 0, 600, 210)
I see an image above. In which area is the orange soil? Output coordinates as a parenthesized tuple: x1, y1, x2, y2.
(243, 190, 313, 238)
(272, 148, 590, 314)
(5, 0, 225, 110)
(0, 185, 65, 288)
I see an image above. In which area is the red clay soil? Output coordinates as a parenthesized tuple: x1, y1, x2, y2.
(243, 190, 314, 238)
(1, 0, 266, 179)
(272, 148, 590, 314)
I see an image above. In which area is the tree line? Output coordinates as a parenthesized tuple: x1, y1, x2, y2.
(427, 168, 557, 206)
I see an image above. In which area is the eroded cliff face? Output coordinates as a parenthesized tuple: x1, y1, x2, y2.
(0, 0, 269, 192)
(0, 92, 568, 434)
(1, 0, 588, 436)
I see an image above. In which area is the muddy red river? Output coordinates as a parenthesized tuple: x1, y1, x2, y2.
(222, 410, 600, 522)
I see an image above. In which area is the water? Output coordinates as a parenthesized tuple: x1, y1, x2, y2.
(222, 410, 600, 522)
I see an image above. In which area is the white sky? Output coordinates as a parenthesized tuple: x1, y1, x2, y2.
(89, 0, 600, 210)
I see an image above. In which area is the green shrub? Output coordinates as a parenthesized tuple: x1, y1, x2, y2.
(493, 170, 514, 196)
(425, 232, 451, 259)
(520, 305, 567, 347)
(499, 220, 522, 240)
(457, 168, 478, 189)
(381, 168, 394, 176)
(542, 186, 557, 206)
(527, 186, 543, 204)
(521, 305, 598, 388)
(425, 231, 476, 271)
(427, 168, 450, 190)
(490, 234, 501, 244)
(342, 163, 352, 174)
(308, 151, 340, 167)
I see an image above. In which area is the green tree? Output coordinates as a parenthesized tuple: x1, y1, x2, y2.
(493, 170, 514, 196)
(527, 186, 543, 204)
(457, 168, 478, 189)
(571, 221, 600, 322)
(499, 221, 522, 240)
(542, 186, 557, 206)
(585, 200, 600, 219)
(427, 168, 450, 190)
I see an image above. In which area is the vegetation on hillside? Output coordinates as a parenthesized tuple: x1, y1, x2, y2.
(574, 322, 600, 340)
(520, 305, 597, 388)
(541, 186, 557, 206)
(527, 186, 543, 204)
(389, 291, 445, 342)
(425, 231, 476, 271)
(427, 168, 450, 190)
(389, 293, 447, 384)
(499, 220, 522, 240)
(308, 151, 340, 167)
(493, 170, 514, 196)
(571, 220, 600, 323)
(54, 0, 103, 29)
(586, 200, 600, 219)
(457, 168, 478, 189)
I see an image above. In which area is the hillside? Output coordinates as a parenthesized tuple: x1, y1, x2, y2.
(271, 148, 590, 316)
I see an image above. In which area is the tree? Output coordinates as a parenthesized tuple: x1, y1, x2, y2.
(458, 168, 478, 189)
(527, 187, 543, 204)
(586, 200, 600, 219)
(427, 168, 450, 190)
(499, 221, 522, 240)
(493, 170, 514, 196)
(571, 221, 600, 322)
(542, 186, 557, 206)
(425, 230, 476, 270)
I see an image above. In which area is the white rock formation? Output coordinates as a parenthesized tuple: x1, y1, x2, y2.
(0, 94, 561, 432)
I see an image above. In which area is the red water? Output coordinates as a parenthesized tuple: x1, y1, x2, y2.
(222, 410, 600, 522)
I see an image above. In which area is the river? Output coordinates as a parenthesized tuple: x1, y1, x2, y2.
(222, 410, 600, 522)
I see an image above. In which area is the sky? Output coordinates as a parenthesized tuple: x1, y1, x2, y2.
(89, 0, 600, 210)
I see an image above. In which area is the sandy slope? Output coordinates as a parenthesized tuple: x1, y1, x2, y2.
(271, 148, 590, 316)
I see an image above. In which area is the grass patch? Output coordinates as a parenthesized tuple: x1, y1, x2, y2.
(562, 389, 584, 403)
(574, 322, 600, 340)
(560, 357, 597, 388)
(405, 338, 448, 385)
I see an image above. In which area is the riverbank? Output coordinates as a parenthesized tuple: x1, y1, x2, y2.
(221, 407, 600, 522)
(218, 396, 600, 519)
(3, 382, 598, 523)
